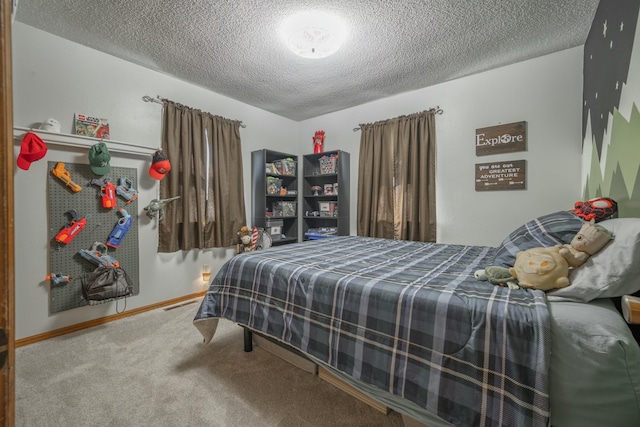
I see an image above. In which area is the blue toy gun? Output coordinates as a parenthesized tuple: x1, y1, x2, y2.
(78, 242, 120, 268)
(106, 208, 133, 248)
(46, 272, 71, 286)
(116, 177, 138, 204)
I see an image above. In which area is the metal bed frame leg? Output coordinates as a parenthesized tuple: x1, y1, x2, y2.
(243, 328, 253, 352)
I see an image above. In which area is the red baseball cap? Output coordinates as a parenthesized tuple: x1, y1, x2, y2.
(149, 150, 171, 180)
(17, 132, 48, 170)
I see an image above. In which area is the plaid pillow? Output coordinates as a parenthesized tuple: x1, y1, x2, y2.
(492, 211, 584, 267)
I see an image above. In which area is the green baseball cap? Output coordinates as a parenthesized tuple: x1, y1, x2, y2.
(88, 142, 111, 175)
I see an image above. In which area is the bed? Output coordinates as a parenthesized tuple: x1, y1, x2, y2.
(193, 212, 640, 427)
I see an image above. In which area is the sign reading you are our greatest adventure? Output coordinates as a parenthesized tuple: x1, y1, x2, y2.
(475, 121, 527, 191)
(475, 160, 526, 191)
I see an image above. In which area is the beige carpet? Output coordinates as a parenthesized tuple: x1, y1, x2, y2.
(16, 300, 404, 427)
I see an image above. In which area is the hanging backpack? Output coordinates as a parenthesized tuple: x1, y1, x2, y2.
(82, 265, 133, 305)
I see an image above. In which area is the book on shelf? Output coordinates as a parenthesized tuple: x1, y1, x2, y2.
(74, 113, 110, 139)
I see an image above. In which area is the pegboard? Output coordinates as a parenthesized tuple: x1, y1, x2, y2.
(47, 161, 140, 313)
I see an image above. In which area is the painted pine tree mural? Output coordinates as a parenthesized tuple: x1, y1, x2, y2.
(582, 0, 640, 216)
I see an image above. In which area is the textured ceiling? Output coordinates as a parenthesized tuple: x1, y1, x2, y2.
(15, 0, 600, 121)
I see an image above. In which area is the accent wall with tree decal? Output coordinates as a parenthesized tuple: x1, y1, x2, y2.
(582, 0, 640, 217)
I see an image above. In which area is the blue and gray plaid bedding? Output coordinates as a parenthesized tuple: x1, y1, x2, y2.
(194, 236, 550, 427)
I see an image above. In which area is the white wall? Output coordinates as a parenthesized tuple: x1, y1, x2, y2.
(299, 47, 584, 246)
(12, 23, 299, 340)
(13, 22, 584, 339)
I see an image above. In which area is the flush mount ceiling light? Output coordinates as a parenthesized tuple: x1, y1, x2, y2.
(280, 11, 347, 59)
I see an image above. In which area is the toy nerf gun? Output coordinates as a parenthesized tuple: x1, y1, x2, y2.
(46, 273, 70, 286)
(78, 242, 120, 268)
(106, 208, 133, 248)
(51, 162, 82, 192)
(90, 178, 117, 209)
(115, 177, 138, 204)
(54, 209, 87, 245)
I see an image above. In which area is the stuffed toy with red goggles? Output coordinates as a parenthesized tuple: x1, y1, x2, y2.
(571, 197, 617, 222)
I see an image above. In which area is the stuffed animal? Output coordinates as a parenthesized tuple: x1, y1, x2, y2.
(237, 226, 252, 253)
(570, 197, 617, 222)
(474, 266, 520, 290)
(558, 220, 613, 268)
(509, 246, 570, 291)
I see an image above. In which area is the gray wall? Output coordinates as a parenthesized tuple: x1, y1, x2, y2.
(300, 48, 583, 245)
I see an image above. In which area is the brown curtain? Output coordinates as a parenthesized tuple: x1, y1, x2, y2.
(158, 100, 246, 252)
(357, 109, 436, 242)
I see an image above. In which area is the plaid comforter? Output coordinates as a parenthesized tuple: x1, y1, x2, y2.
(194, 236, 550, 426)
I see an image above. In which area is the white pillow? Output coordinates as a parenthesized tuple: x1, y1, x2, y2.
(547, 218, 640, 303)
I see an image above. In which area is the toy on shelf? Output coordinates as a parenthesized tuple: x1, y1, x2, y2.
(318, 153, 338, 174)
(267, 176, 283, 194)
(313, 130, 325, 154)
(305, 227, 338, 240)
(39, 118, 61, 133)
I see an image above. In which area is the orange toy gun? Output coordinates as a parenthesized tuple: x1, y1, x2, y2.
(54, 209, 87, 245)
(90, 178, 117, 209)
(51, 162, 82, 192)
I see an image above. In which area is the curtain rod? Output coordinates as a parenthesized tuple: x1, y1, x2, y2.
(142, 95, 247, 128)
(352, 106, 444, 132)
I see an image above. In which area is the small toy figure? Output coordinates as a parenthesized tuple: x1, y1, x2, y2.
(474, 266, 520, 289)
(313, 130, 325, 154)
(237, 226, 253, 253)
(144, 196, 180, 221)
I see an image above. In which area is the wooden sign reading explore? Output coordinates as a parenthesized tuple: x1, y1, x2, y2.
(476, 121, 526, 156)
(475, 160, 526, 191)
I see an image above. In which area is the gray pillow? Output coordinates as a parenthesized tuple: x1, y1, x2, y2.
(547, 218, 640, 302)
(492, 211, 584, 267)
